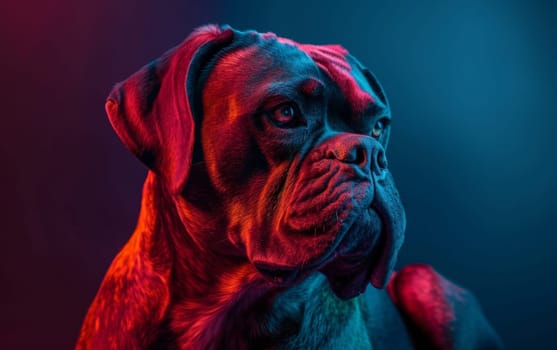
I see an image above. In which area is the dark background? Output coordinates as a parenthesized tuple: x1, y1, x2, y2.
(1, 0, 555, 348)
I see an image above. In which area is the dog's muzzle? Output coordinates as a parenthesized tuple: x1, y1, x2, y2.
(253, 133, 404, 299)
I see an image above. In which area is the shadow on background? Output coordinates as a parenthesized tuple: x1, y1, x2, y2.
(1, 0, 555, 348)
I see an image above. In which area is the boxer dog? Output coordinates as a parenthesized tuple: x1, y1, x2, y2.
(77, 25, 502, 349)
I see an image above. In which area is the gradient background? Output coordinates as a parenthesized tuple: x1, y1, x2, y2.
(1, 0, 556, 349)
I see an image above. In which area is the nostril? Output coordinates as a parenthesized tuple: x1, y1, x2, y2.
(377, 149, 388, 170)
(354, 147, 366, 166)
(372, 148, 388, 176)
(343, 146, 366, 165)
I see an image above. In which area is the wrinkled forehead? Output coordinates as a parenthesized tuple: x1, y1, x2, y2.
(203, 31, 385, 115)
(287, 39, 385, 114)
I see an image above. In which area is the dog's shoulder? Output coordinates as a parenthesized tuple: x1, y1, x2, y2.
(387, 264, 503, 349)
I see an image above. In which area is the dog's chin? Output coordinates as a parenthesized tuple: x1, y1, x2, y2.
(322, 264, 373, 300)
(318, 210, 385, 299)
(319, 243, 383, 300)
(252, 261, 302, 288)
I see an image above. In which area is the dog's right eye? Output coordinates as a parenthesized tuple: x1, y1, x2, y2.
(267, 103, 306, 128)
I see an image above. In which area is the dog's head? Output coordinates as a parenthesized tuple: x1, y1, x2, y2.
(106, 25, 406, 299)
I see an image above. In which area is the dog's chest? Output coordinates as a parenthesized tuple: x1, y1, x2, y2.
(263, 274, 413, 350)
(276, 287, 371, 349)
(167, 273, 413, 349)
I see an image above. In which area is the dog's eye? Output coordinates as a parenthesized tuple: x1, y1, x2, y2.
(268, 103, 305, 128)
(372, 119, 385, 138)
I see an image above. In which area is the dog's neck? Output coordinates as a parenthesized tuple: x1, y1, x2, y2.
(141, 172, 301, 348)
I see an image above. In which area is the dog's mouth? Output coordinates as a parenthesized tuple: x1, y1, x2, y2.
(253, 206, 384, 293)
(253, 200, 382, 286)
(277, 178, 375, 268)
(319, 213, 387, 299)
(251, 171, 405, 299)
(252, 207, 398, 300)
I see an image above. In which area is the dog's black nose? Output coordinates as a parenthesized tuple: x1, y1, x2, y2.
(325, 134, 388, 176)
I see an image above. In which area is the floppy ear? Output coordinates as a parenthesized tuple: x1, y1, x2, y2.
(106, 25, 234, 193)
